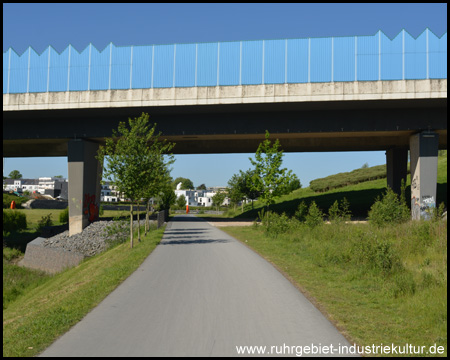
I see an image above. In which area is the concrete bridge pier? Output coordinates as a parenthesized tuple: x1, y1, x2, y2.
(386, 147, 408, 196)
(68, 139, 102, 236)
(409, 132, 439, 220)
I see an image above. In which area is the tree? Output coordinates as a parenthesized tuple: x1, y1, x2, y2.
(239, 169, 261, 209)
(97, 112, 175, 248)
(8, 170, 22, 179)
(172, 177, 194, 190)
(249, 130, 296, 211)
(212, 190, 226, 212)
(176, 194, 187, 209)
(196, 183, 207, 190)
(227, 173, 245, 212)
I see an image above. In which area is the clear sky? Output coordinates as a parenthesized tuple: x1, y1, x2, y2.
(3, 3, 447, 187)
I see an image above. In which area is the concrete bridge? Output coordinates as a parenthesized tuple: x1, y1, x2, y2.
(3, 30, 447, 234)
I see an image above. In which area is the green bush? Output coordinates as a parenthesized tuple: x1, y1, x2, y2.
(59, 207, 69, 224)
(305, 201, 324, 228)
(328, 198, 352, 223)
(368, 187, 410, 227)
(3, 210, 27, 235)
(36, 213, 53, 232)
(294, 201, 308, 222)
(264, 212, 293, 238)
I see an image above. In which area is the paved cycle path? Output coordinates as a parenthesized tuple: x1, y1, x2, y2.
(40, 215, 354, 357)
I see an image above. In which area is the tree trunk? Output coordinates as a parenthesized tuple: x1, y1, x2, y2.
(145, 200, 150, 235)
(130, 203, 134, 248)
(137, 201, 141, 242)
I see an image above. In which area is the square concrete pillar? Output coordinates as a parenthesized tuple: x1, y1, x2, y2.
(68, 139, 102, 235)
(386, 148, 408, 196)
(409, 132, 439, 220)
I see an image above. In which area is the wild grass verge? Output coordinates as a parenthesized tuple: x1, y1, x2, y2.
(3, 225, 165, 357)
(222, 219, 447, 357)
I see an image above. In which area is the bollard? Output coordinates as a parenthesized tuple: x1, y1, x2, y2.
(10, 200, 16, 209)
(186, 205, 189, 214)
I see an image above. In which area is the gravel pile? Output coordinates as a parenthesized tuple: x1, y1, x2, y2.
(42, 220, 150, 257)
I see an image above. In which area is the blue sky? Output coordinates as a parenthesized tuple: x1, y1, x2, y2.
(3, 3, 447, 187)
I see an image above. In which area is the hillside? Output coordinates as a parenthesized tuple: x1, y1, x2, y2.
(235, 153, 447, 219)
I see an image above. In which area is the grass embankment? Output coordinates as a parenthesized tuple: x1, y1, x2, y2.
(231, 154, 447, 220)
(3, 224, 165, 357)
(223, 220, 447, 356)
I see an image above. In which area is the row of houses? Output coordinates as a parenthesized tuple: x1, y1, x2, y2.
(3, 177, 68, 198)
(4, 178, 232, 207)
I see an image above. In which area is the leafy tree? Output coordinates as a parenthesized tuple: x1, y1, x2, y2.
(212, 190, 226, 212)
(196, 183, 207, 190)
(249, 130, 296, 211)
(227, 173, 245, 212)
(239, 169, 261, 209)
(172, 177, 194, 190)
(98, 112, 174, 248)
(176, 194, 187, 209)
(8, 170, 22, 179)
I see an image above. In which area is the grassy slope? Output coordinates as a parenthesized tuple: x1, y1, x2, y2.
(233, 154, 447, 220)
(3, 226, 165, 357)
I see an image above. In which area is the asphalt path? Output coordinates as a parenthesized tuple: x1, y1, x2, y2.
(40, 215, 355, 357)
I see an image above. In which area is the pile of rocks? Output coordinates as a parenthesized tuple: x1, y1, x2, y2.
(41, 219, 147, 257)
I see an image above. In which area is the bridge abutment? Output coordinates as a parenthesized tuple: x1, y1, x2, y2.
(68, 139, 102, 236)
(386, 148, 408, 196)
(409, 132, 439, 220)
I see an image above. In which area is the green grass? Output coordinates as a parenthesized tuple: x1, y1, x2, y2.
(231, 154, 447, 220)
(222, 220, 447, 357)
(3, 225, 165, 357)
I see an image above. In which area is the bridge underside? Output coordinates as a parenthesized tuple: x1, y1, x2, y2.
(3, 98, 447, 157)
(3, 90, 447, 233)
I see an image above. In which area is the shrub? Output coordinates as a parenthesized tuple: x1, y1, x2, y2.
(59, 207, 69, 224)
(36, 213, 53, 232)
(368, 187, 410, 227)
(3, 210, 27, 235)
(265, 212, 292, 238)
(305, 201, 324, 228)
(294, 201, 308, 222)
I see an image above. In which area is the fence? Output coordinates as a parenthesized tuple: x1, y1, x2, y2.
(3, 29, 447, 94)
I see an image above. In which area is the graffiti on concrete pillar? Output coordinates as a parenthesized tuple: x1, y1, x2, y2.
(420, 195, 435, 220)
(83, 193, 99, 222)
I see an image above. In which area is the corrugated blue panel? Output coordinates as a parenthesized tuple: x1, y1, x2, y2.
(286, 38, 308, 83)
(197, 42, 218, 87)
(111, 45, 131, 90)
(175, 43, 195, 87)
(429, 32, 447, 79)
(9, 48, 29, 93)
(405, 31, 426, 80)
(380, 32, 402, 80)
(334, 36, 355, 82)
(242, 40, 262, 85)
(69, 45, 89, 91)
(90, 45, 109, 90)
(264, 39, 285, 84)
(3, 50, 9, 93)
(49, 46, 69, 92)
(153, 44, 174, 88)
(131, 45, 152, 89)
(310, 37, 332, 82)
(218, 41, 240, 86)
(357, 34, 378, 81)
(29, 48, 48, 92)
